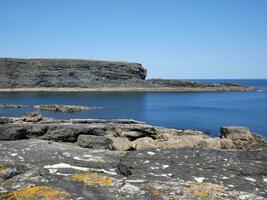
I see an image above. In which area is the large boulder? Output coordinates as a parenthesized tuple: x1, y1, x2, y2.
(77, 135, 111, 149)
(22, 112, 42, 122)
(131, 137, 157, 150)
(40, 128, 79, 142)
(220, 126, 253, 141)
(109, 136, 132, 151)
(157, 135, 205, 149)
(0, 125, 27, 140)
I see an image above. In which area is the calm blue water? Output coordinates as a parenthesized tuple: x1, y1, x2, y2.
(0, 80, 266, 137)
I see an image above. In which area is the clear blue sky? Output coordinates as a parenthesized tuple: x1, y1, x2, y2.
(0, 0, 266, 79)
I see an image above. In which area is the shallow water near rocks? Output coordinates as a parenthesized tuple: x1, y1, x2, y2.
(0, 79, 266, 137)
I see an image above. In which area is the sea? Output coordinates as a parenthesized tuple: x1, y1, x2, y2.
(0, 79, 266, 138)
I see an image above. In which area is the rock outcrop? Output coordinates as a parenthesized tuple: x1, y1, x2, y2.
(0, 114, 266, 151)
(0, 114, 266, 199)
(33, 104, 98, 112)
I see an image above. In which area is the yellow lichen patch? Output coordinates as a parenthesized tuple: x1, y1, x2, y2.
(3, 186, 70, 200)
(150, 188, 162, 197)
(186, 182, 224, 198)
(0, 164, 6, 173)
(69, 172, 112, 187)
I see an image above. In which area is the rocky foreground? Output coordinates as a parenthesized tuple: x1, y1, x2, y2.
(0, 58, 255, 92)
(0, 113, 266, 199)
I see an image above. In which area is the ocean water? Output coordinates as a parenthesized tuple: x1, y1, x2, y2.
(0, 80, 266, 138)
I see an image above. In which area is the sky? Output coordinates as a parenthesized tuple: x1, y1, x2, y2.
(0, 0, 266, 79)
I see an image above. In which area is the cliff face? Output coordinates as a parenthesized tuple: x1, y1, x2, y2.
(0, 58, 147, 88)
(0, 58, 255, 91)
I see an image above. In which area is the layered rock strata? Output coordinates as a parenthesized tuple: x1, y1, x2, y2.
(0, 114, 266, 151)
(0, 58, 255, 91)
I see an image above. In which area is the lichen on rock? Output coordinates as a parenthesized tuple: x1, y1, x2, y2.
(186, 182, 224, 198)
(0, 164, 6, 174)
(69, 172, 113, 187)
(2, 186, 70, 200)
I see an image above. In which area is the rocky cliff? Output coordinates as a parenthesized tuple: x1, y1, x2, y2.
(0, 58, 255, 91)
(0, 58, 147, 88)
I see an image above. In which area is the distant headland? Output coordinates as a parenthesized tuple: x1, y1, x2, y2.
(0, 58, 255, 92)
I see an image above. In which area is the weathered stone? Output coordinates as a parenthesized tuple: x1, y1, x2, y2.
(24, 126, 47, 138)
(220, 126, 253, 141)
(0, 125, 27, 140)
(40, 128, 79, 142)
(22, 112, 42, 122)
(156, 139, 185, 149)
(220, 138, 234, 149)
(0, 165, 26, 180)
(201, 138, 222, 149)
(178, 135, 206, 147)
(118, 183, 141, 195)
(77, 135, 111, 149)
(156, 135, 206, 149)
(0, 139, 266, 199)
(109, 137, 132, 151)
(118, 148, 267, 198)
(131, 137, 157, 150)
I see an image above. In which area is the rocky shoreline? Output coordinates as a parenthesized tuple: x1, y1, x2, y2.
(0, 113, 266, 199)
(0, 113, 266, 151)
(0, 58, 264, 199)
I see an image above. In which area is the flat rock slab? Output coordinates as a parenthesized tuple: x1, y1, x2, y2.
(0, 139, 266, 199)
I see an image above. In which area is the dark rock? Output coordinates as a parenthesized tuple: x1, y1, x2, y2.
(118, 163, 132, 177)
(40, 128, 80, 142)
(118, 148, 267, 197)
(25, 126, 47, 138)
(0, 125, 27, 140)
(77, 135, 111, 149)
